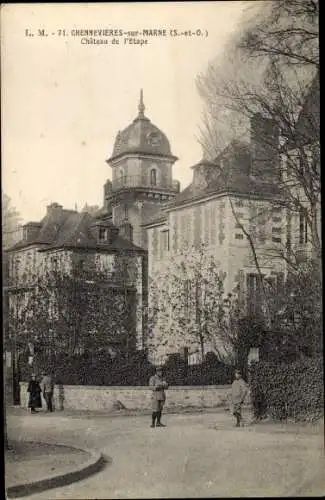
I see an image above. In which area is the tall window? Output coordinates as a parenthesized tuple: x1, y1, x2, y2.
(150, 169, 157, 186)
(124, 205, 128, 220)
(247, 273, 264, 317)
(299, 209, 308, 244)
(51, 257, 58, 271)
(161, 230, 170, 252)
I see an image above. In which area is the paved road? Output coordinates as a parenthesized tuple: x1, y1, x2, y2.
(7, 409, 324, 498)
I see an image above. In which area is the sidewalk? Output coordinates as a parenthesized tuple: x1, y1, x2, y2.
(5, 441, 89, 488)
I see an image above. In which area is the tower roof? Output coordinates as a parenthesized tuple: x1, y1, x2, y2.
(107, 90, 178, 163)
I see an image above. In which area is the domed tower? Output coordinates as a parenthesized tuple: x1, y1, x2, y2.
(106, 90, 179, 249)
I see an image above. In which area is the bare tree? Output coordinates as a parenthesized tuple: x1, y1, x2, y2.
(2, 192, 22, 249)
(196, 0, 320, 265)
(240, 0, 319, 68)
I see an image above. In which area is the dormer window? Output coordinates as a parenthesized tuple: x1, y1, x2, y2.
(99, 228, 107, 241)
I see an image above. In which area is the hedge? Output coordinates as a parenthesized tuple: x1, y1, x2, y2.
(249, 357, 324, 422)
(18, 351, 233, 386)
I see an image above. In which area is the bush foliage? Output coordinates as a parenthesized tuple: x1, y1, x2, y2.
(19, 351, 233, 386)
(249, 358, 324, 422)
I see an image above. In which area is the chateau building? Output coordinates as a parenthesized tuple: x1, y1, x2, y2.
(5, 77, 319, 369)
(144, 120, 286, 360)
(143, 72, 319, 361)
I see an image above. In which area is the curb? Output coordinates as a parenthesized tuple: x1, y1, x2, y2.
(13, 404, 236, 417)
(6, 442, 108, 498)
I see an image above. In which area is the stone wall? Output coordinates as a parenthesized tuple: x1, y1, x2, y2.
(19, 383, 233, 412)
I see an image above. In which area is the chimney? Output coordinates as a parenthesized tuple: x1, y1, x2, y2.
(104, 179, 112, 200)
(191, 159, 219, 190)
(172, 179, 181, 193)
(250, 114, 280, 181)
(119, 221, 133, 242)
(47, 202, 63, 215)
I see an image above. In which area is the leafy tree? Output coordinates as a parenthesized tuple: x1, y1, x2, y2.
(8, 256, 138, 362)
(147, 243, 231, 361)
(270, 258, 322, 357)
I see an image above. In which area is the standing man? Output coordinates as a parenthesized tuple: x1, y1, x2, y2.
(231, 369, 248, 427)
(41, 372, 54, 412)
(149, 367, 169, 428)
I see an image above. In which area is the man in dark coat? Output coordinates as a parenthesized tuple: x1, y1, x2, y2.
(149, 367, 169, 428)
(27, 374, 42, 413)
(231, 370, 248, 427)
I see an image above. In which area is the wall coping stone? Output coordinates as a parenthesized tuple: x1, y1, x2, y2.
(20, 382, 231, 391)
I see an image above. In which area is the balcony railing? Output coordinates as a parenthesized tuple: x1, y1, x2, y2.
(110, 175, 180, 193)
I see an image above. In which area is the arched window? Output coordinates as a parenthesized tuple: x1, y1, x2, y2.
(118, 168, 126, 188)
(150, 168, 157, 186)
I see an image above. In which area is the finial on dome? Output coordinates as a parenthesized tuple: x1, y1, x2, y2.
(138, 89, 145, 116)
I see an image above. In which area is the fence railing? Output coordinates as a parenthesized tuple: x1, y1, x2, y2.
(110, 175, 179, 192)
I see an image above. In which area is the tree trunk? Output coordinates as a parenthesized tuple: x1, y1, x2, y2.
(200, 334, 205, 361)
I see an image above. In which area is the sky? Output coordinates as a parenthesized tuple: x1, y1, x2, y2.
(2, 2, 247, 223)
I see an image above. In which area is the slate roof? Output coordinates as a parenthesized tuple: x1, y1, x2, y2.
(141, 212, 168, 227)
(162, 140, 281, 211)
(6, 208, 144, 253)
(163, 176, 282, 211)
(107, 92, 178, 163)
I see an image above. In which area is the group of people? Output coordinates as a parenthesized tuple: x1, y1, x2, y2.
(28, 367, 248, 425)
(149, 367, 248, 428)
(27, 372, 54, 413)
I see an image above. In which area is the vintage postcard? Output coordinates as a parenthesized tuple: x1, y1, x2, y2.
(2, 1, 323, 498)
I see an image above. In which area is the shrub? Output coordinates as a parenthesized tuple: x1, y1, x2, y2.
(18, 350, 233, 387)
(249, 357, 324, 422)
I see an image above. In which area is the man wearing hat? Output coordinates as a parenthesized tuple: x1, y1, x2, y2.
(149, 367, 169, 428)
(231, 369, 248, 427)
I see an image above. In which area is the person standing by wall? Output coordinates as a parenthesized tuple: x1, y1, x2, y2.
(40, 372, 54, 412)
(149, 367, 169, 428)
(27, 374, 42, 413)
(231, 369, 248, 427)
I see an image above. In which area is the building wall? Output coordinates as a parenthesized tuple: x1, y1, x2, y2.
(281, 147, 321, 263)
(7, 247, 73, 286)
(111, 156, 172, 190)
(7, 245, 145, 354)
(146, 193, 287, 361)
